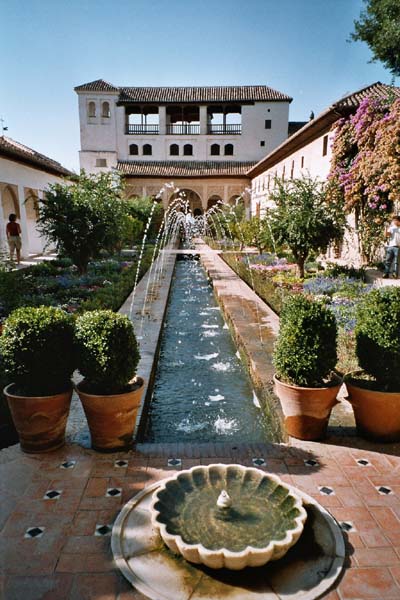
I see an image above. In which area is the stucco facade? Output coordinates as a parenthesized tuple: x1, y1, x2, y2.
(0, 137, 71, 257)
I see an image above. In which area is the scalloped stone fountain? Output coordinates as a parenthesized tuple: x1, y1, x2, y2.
(112, 464, 346, 600)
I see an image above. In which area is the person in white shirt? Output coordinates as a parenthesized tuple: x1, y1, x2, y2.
(383, 215, 400, 278)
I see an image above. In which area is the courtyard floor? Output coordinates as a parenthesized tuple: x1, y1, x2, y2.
(1, 438, 400, 599)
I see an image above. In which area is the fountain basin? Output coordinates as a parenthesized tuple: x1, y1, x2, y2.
(150, 464, 307, 570)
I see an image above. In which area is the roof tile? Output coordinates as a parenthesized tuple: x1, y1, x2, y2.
(117, 160, 256, 177)
(0, 136, 72, 177)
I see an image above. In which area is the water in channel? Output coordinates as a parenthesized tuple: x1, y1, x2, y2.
(144, 256, 268, 442)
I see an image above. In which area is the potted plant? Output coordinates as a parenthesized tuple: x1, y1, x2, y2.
(74, 309, 143, 451)
(273, 294, 341, 440)
(0, 306, 75, 453)
(345, 287, 400, 441)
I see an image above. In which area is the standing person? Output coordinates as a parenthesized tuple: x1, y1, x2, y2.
(6, 213, 22, 264)
(383, 215, 400, 278)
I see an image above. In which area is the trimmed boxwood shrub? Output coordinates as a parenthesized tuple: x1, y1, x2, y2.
(273, 294, 338, 386)
(75, 310, 140, 395)
(355, 287, 400, 391)
(0, 306, 75, 395)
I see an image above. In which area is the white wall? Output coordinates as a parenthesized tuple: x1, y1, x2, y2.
(77, 90, 290, 171)
(0, 156, 68, 256)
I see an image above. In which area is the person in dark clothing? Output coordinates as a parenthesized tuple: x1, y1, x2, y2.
(6, 213, 22, 264)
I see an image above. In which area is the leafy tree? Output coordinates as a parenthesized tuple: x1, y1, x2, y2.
(268, 176, 344, 278)
(125, 196, 164, 240)
(351, 0, 400, 77)
(240, 217, 273, 254)
(38, 172, 128, 274)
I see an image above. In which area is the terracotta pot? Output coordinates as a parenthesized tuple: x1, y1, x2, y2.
(345, 372, 400, 442)
(3, 384, 72, 453)
(76, 377, 144, 451)
(273, 374, 342, 441)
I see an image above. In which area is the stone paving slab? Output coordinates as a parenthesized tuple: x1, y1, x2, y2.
(1, 440, 400, 599)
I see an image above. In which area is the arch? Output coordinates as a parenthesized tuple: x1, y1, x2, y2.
(224, 143, 234, 156)
(88, 101, 96, 118)
(25, 188, 43, 254)
(129, 143, 139, 155)
(228, 194, 242, 207)
(102, 101, 110, 118)
(170, 144, 179, 156)
(183, 143, 193, 156)
(143, 144, 152, 156)
(207, 195, 223, 210)
(2, 185, 20, 219)
(169, 188, 202, 214)
(210, 143, 220, 156)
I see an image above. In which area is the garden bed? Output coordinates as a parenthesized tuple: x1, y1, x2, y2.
(222, 252, 370, 374)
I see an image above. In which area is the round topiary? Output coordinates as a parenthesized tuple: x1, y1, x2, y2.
(75, 310, 140, 395)
(0, 306, 75, 395)
(273, 294, 338, 386)
(355, 287, 400, 391)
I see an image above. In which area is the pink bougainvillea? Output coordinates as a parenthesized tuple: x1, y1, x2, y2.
(328, 95, 400, 260)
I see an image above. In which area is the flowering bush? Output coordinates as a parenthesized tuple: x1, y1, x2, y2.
(328, 95, 400, 261)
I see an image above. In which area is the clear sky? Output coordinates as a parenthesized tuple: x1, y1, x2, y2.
(1, 0, 393, 172)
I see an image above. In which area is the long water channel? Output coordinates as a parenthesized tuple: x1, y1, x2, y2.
(144, 256, 268, 442)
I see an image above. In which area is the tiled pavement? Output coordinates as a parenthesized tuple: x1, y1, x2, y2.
(1, 440, 400, 599)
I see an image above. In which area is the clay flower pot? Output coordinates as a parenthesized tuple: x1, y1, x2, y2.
(273, 374, 342, 441)
(345, 372, 400, 442)
(76, 377, 144, 451)
(3, 384, 72, 453)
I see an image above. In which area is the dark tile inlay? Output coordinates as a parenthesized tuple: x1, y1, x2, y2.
(252, 458, 266, 467)
(60, 460, 76, 469)
(95, 524, 112, 536)
(304, 459, 319, 467)
(319, 486, 335, 496)
(25, 527, 45, 538)
(377, 486, 393, 495)
(340, 521, 356, 532)
(106, 488, 122, 498)
(44, 490, 62, 500)
(167, 458, 182, 467)
(356, 459, 371, 466)
(114, 460, 128, 468)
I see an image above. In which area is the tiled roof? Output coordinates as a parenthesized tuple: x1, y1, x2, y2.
(117, 160, 256, 177)
(332, 81, 400, 111)
(75, 80, 292, 103)
(118, 86, 292, 104)
(0, 136, 72, 177)
(74, 79, 120, 92)
(248, 81, 400, 177)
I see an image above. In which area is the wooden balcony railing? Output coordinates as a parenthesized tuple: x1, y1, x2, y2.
(166, 124, 200, 135)
(207, 124, 242, 135)
(126, 124, 159, 135)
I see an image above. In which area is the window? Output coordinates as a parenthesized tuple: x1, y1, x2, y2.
(129, 144, 139, 155)
(102, 102, 110, 118)
(224, 144, 234, 156)
(88, 101, 96, 118)
(143, 144, 152, 156)
(210, 143, 220, 156)
(95, 158, 107, 167)
(170, 144, 179, 156)
(301, 156, 304, 168)
(183, 144, 193, 156)
(322, 135, 328, 156)
(265, 119, 271, 129)
(260, 141, 265, 147)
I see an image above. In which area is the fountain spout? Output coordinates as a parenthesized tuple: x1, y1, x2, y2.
(217, 490, 232, 509)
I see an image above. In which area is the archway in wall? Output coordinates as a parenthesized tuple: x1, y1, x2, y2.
(25, 189, 43, 254)
(2, 185, 20, 219)
(228, 194, 241, 207)
(169, 188, 203, 214)
(207, 195, 223, 210)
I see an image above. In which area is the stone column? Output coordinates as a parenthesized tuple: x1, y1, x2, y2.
(17, 184, 29, 258)
(200, 106, 208, 135)
(159, 106, 166, 135)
